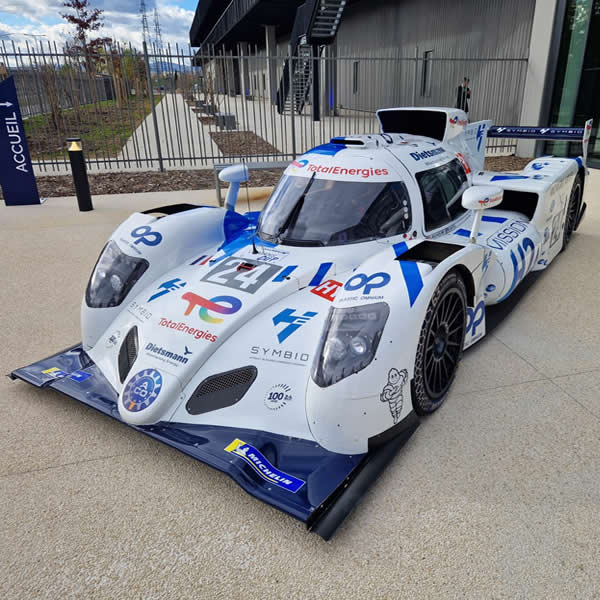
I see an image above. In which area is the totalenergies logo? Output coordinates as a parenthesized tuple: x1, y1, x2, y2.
(291, 159, 309, 168)
(181, 292, 242, 324)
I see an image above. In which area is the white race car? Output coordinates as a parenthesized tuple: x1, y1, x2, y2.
(12, 107, 592, 539)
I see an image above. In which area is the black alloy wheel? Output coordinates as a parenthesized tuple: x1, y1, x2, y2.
(413, 271, 467, 415)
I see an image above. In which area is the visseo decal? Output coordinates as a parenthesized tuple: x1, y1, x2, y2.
(486, 220, 529, 250)
(498, 237, 536, 301)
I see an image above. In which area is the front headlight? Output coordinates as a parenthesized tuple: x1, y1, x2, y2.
(311, 302, 390, 388)
(85, 241, 149, 308)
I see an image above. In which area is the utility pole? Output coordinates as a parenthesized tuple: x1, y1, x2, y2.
(153, 8, 163, 50)
(140, 0, 151, 47)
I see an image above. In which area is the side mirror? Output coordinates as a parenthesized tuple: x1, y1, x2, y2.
(461, 185, 503, 211)
(461, 185, 503, 243)
(219, 164, 249, 212)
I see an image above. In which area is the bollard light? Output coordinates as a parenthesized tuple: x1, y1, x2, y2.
(67, 137, 93, 212)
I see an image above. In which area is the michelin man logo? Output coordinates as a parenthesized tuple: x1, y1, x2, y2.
(380, 368, 408, 424)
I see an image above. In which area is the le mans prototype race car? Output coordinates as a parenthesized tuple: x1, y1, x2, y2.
(11, 107, 593, 539)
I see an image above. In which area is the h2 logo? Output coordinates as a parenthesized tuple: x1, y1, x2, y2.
(344, 272, 390, 296)
(131, 225, 162, 246)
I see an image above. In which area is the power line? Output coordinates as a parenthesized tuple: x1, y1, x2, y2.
(139, 0, 151, 47)
(153, 7, 163, 50)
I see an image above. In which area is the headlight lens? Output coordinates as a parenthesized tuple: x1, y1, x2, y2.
(311, 302, 390, 388)
(85, 241, 149, 308)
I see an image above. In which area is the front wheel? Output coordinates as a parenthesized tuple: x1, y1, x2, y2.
(412, 271, 467, 415)
(562, 173, 582, 250)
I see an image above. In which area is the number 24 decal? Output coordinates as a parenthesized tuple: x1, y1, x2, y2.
(201, 257, 281, 294)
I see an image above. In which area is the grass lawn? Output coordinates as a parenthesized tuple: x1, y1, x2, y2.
(24, 96, 162, 161)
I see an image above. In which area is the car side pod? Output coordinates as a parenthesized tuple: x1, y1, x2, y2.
(461, 185, 504, 243)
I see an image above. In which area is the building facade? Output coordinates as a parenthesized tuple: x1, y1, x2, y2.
(190, 0, 599, 165)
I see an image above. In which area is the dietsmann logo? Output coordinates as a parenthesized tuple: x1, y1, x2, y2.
(409, 147, 446, 161)
(145, 343, 189, 364)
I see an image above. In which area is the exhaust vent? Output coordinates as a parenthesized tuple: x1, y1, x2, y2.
(118, 326, 139, 383)
(186, 366, 258, 416)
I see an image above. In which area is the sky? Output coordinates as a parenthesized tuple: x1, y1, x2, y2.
(0, 0, 197, 50)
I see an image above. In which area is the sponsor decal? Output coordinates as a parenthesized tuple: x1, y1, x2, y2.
(466, 300, 485, 340)
(105, 330, 121, 348)
(42, 367, 68, 379)
(486, 220, 528, 250)
(145, 342, 190, 366)
(272, 308, 317, 343)
(482, 251, 491, 274)
(70, 370, 92, 382)
(456, 152, 471, 174)
(264, 383, 293, 410)
(305, 163, 389, 178)
(190, 254, 212, 266)
(181, 292, 242, 324)
(148, 278, 186, 302)
(255, 248, 290, 263)
(449, 116, 468, 127)
(127, 301, 152, 322)
(202, 256, 281, 293)
(224, 439, 305, 493)
(344, 272, 390, 295)
(250, 346, 310, 367)
(490, 175, 529, 181)
(497, 237, 536, 302)
(122, 368, 163, 412)
(550, 214, 562, 248)
(476, 123, 486, 151)
(42, 367, 92, 382)
(409, 147, 446, 161)
(131, 225, 162, 246)
(380, 368, 408, 424)
(311, 279, 342, 302)
(291, 158, 309, 168)
(158, 318, 217, 342)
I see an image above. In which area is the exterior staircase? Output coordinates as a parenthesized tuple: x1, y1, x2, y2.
(277, 0, 347, 115)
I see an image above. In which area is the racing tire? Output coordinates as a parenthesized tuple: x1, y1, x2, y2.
(412, 271, 467, 415)
(562, 173, 582, 250)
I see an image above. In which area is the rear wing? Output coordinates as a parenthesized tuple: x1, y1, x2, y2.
(488, 119, 593, 165)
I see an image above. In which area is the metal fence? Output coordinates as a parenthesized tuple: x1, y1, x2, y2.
(0, 41, 528, 174)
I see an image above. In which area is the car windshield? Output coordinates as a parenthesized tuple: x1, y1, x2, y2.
(258, 175, 412, 246)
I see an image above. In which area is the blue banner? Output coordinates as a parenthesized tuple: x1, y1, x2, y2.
(0, 76, 40, 205)
(488, 125, 585, 141)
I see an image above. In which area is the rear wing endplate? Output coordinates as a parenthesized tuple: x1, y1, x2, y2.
(488, 119, 593, 165)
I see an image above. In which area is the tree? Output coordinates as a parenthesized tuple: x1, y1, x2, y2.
(61, 0, 111, 105)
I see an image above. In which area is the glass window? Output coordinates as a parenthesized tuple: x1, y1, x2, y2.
(258, 175, 412, 246)
(416, 159, 468, 231)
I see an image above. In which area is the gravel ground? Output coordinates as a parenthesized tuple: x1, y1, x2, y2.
(5, 156, 532, 200)
(209, 130, 280, 156)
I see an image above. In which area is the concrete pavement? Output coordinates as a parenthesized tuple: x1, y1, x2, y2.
(1, 173, 599, 599)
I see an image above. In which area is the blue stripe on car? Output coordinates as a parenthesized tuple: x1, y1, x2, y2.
(481, 215, 508, 223)
(309, 262, 333, 286)
(399, 261, 423, 307)
(273, 265, 298, 282)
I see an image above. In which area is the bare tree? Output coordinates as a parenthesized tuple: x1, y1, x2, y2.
(61, 0, 111, 105)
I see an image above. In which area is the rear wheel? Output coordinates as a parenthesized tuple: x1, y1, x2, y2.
(413, 271, 467, 415)
(562, 173, 582, 250)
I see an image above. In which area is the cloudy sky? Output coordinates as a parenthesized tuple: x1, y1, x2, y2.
(0, 0, 197, 50)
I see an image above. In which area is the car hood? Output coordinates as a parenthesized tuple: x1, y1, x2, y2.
(89, 234, 386, 423)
